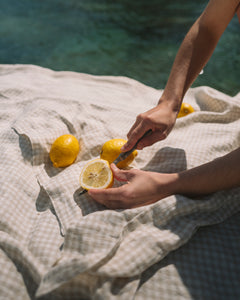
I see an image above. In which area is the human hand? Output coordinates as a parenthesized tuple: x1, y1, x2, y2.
(121, 99, 179, 152)
(88, 164, 178, 209)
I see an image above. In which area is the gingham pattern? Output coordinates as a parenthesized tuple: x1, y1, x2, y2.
(0, 64, 240, 300)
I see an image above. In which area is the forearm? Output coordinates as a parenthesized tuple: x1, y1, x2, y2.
(173, 147, 240, 197)
(160, 0, 239, 108)
(162, 18, 218, 105)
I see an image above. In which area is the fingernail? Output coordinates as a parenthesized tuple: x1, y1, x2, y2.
(111, 163, 118, 170)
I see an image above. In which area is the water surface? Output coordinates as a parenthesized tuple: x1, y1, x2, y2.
(0, 0, 239, 95)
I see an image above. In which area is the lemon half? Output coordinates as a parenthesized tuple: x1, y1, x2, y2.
(79, 158, 113, 190)
(49, 134, 80, 168)
(100, 138, 137, 169)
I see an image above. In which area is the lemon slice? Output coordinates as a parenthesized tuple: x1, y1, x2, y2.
(79, 159, 114, 190)
(177, 102, 194, 118)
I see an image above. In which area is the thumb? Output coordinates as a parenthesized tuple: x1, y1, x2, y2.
(110, 164, 129, 182)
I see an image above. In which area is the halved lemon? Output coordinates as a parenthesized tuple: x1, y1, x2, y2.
(177, 103, 194, 118)
(79, 158, 114, 190)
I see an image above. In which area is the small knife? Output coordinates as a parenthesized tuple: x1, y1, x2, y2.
(79, 129, 152, 195)
(113, 129, 152, 165)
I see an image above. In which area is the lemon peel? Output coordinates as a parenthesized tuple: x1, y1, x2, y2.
(177, 103, 195, 118)
(49, 134, 80, 168)
(100, 138, 137, 169)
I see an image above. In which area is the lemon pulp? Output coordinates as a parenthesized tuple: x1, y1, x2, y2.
(80, 159, 113, 190)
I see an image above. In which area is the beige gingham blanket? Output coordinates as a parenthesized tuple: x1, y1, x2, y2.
(0, 64, 240, 300)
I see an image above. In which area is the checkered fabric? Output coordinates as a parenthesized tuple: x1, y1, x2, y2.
(0, 64, 240, 300)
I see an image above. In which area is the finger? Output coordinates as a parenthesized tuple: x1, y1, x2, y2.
(111, 164, 128, 181)
(110, 164, 129, 181)
(137, 130, 167, 149)
(110, 163, 134, 181)
(88, 185, 126, 208)
(122, 123, 150, 152)
(121, 113, 147, 151)
(120, 121, 140, 152)
(126, 117, 141, 139)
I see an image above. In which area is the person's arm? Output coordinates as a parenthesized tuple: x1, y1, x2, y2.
(162, 0, 239, 104)
(89, 147, 240, 209)
(175, 147, 240, 197)
(122, 0, 240, 152)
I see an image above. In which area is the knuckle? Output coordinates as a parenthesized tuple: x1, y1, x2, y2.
(124, 169, 137, 179)
(129, 130, 139, 141)
(144, 115, 152, 123)
(137, 113, 150, 123)
(129, 169, 138, 176)
(120, 189, 131, 200)
(121, 188, 135, 201)
(159, 131, 168, 140)
(136, 113, 144, 121)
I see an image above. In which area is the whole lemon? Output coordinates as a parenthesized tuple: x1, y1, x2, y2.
(49, 134, 80, 168)
(100, 138, 137, 169)
(177, 103, 195, 118)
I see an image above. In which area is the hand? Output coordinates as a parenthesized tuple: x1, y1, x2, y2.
(121, 99, 179, 152)
(88, 164, 178, 209)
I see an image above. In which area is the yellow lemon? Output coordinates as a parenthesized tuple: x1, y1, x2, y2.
(177, 103, 195, 118)
(79, 158, 113, 190)
(49, 134, 80, 168)
(100, 138, 138, 169)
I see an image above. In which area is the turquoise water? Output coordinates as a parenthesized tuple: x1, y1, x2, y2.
(0, 0, 239, 95)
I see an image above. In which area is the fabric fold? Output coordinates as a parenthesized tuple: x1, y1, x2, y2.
(0, 64, 240, 299)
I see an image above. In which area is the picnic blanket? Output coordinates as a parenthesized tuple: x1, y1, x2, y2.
(0, 64, 240, 300)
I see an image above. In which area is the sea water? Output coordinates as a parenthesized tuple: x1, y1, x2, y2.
(0, 0, 239, 95)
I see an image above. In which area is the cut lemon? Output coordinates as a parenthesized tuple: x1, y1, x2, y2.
(177, 103, 194, 118)
(100, 138, 138, 169)
(49, 134, 80, 168)
(79, 158, 113, 190)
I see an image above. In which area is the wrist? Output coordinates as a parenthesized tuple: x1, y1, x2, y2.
(158, 94, 181, 113)
(155, 172, 180, 198)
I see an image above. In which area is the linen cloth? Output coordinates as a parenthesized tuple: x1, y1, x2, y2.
(0, 64, 240, 300)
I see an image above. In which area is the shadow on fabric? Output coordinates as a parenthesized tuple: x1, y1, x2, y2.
(137, 211, 240, 299)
